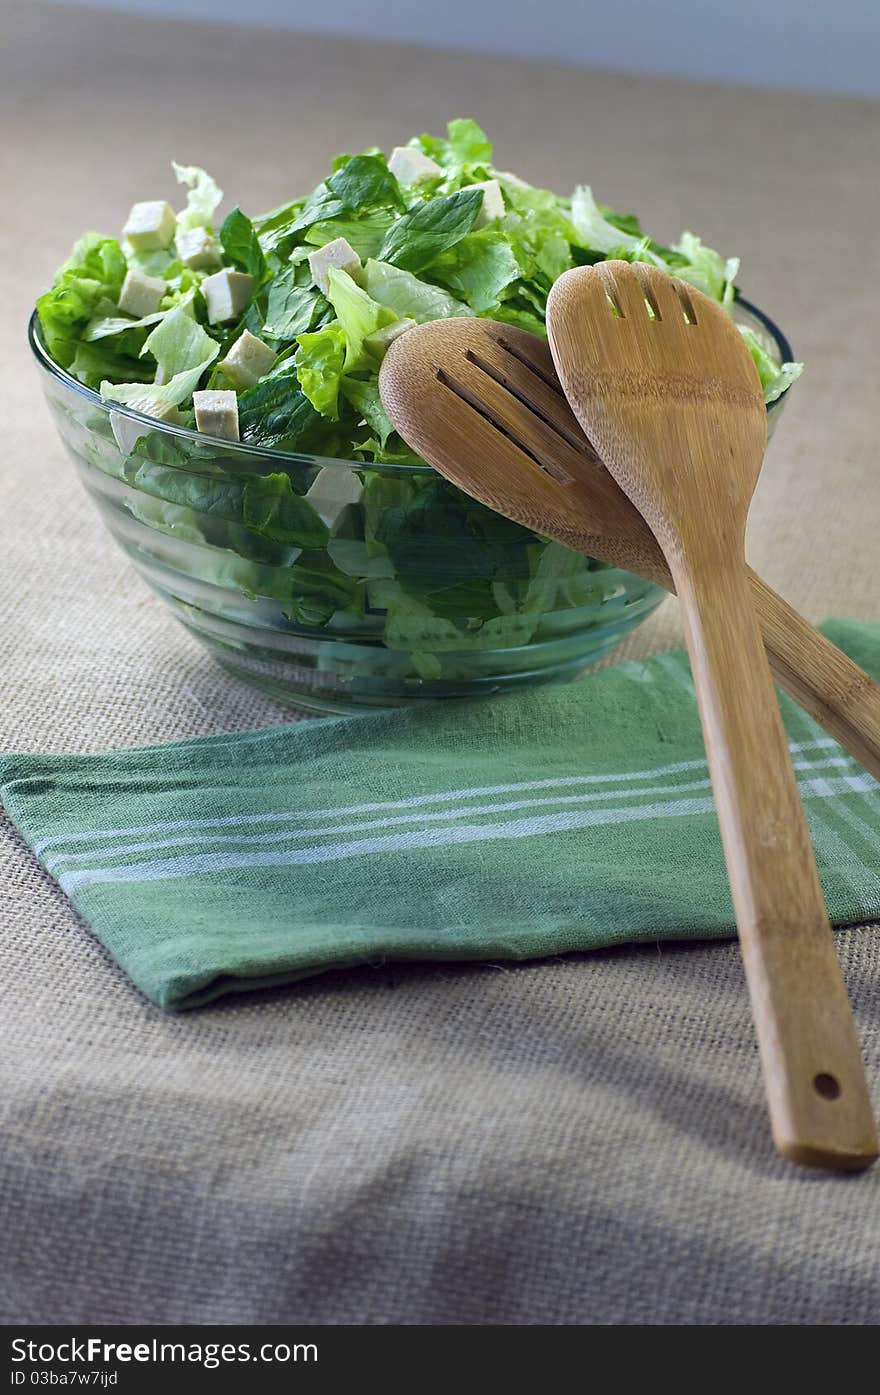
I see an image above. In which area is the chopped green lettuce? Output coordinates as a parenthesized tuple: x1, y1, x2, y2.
(173, 162, 223, 232)
(739, 326, 803, 403)
(362, 259, 471, 323)
(674, 232, 738, 308)
(36, 234, 127, 368)
(570, 186, 665, 266)
(37, 122, 801, 669)
(101, 307, 219, 410)
(140, 305, 220, 380)
(294, 322, 347, 418)
(324, 266, 396, 370)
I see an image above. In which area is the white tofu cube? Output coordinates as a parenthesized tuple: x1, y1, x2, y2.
(388, 146, 443, 185)
(122, 200, 176, 252)
(307, 238, 363, 296)
(466, 179, 505, 227)
(201, 268, 256, 324)
(218, 330, 276, 389)
(110, 400, 180, 455)
(193, 390, 240, 441)
(117, 269, 166, 319)
(176, 226, 222, 270)
(305, 466, 364, 529)
(364, 317, 417, 361)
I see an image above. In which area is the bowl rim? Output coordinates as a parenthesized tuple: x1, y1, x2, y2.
(28, 294, 795, 473)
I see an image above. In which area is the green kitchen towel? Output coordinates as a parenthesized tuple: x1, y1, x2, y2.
(2, 619, 878, 1011)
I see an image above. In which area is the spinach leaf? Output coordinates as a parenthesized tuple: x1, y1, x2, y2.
(305, 209, 396, 262)
(267, 186, 346, 247)
(378, 189, 483, 273)
(263, 263, 326, 340)
(327, 154, 405, 212)
(242, 473, 328, 548)
(220, 208, 267, 280)
(238, 364, 323, 448)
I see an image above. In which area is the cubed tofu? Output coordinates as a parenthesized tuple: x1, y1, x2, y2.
(122, 200, 176, 252)
(201, 268, 256, 324)
(218, 329, 276, 389)
(364, 317, 417, 361)
(193, 390, 240, 442)
(117, 268, 166, 319)
(305, 466, 364, 529)
(110, 400, 180, 456)
(388, 146, 443, 186)
(466, 179, 505, 227)
(176, 226, 223, 270)
(307, 238, 363, 296)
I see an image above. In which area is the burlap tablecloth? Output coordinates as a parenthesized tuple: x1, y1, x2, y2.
(2, 0, 879, 1325)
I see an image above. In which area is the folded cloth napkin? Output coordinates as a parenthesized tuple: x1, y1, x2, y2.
(2, 619, 878, 1011)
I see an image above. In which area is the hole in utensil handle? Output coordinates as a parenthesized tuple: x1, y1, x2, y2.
(813, 1072, 842, 1100)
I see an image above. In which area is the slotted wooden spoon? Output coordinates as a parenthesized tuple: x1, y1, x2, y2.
(379, 313, 878, 1169)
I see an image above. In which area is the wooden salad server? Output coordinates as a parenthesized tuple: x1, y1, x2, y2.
(379, 309, 878, 1169)
(543, 261, 876, 1169)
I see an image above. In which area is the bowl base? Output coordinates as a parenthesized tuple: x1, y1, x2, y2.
(196, 623, 652, 715)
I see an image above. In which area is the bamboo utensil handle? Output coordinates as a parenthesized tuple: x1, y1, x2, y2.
(673, 547, 877, 1168)
(749, 570, 880, 780)
(546, 261, 877, 1166)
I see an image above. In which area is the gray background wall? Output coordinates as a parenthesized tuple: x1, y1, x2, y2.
(42, 0, 880, 97)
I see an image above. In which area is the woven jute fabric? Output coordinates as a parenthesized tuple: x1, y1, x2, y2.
(2, 0, 879, 1324)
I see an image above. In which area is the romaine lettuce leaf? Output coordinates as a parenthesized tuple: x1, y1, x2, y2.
(324, 266, 396, 370)
(570, 186, 667, 266)
(413, 118, 493, 170)
(36, 233, 127, 369)
(295, 322, 347, 418)
(674, 231, 738, 308)
(739, 326, 803, 403)
(140, 305, 220, 380)
(362, 259, 471, 322)
(70, 339, 155, 389)
(85, 310, 167, 341)
(432, 230, 520, 313)
(173, 162, 223, 231)
(447, 118, 493, 164)
(101, 309, 219, 410)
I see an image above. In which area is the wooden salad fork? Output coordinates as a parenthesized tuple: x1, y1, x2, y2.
(379, 309, 878, 1169)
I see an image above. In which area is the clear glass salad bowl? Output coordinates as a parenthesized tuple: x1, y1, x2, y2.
(30, 299, 792, 714)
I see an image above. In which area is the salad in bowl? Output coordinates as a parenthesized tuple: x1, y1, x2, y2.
(32, 119, 800, 711)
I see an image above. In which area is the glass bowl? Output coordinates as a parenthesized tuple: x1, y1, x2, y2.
(29, 299, 793, 714)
